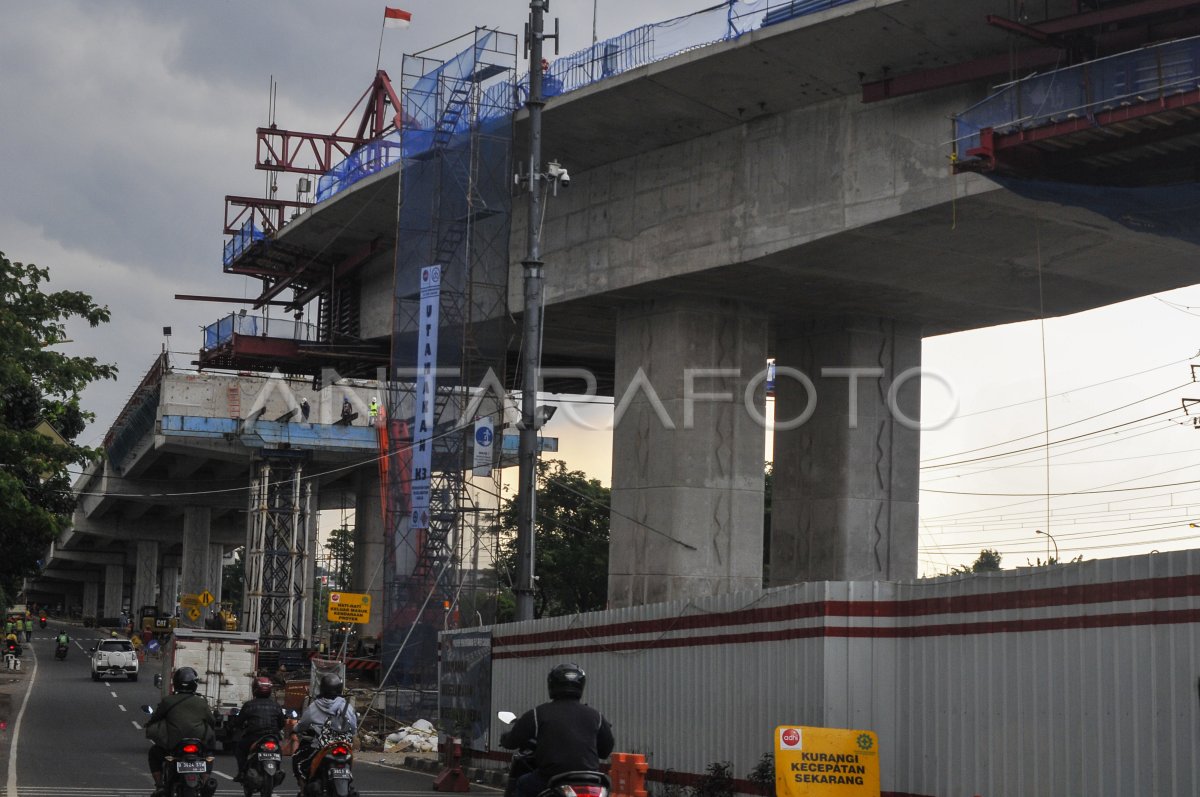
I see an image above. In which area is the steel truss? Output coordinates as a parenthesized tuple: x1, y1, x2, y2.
(243, 453, 315, 649)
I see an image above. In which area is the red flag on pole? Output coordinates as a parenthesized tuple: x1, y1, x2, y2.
(384, 7, 412, 28)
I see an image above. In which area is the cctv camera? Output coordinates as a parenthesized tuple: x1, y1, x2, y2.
(547, 161, 570, 187)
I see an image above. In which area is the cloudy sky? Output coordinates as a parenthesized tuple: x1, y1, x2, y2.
(5, 1, 1200, 574)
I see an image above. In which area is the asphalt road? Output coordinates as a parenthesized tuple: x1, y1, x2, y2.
(4, 624, 471, 797)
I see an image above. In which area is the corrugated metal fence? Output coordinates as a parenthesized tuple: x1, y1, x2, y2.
(444, 549, 1200, 797)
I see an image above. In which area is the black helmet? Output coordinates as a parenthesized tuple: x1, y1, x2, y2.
(318, 673, 343, 699)
(547, 663, 586, 700)
(173, 666, 199, 694)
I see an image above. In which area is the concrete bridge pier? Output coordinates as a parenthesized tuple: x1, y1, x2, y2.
(82, 579, 99, 620)
(181, 506, 211, 626)
(608, 296, 768, 608)
(103, 563, 124, 619)
(133, 540, 159, 613)
(770, 317, 921, 583)
(352, 469, 384, 639)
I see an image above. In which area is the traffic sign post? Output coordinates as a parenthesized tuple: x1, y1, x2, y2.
(775, 726, 880, 796)
(198, 590, 215, 607)
(326, 591, 371, 624)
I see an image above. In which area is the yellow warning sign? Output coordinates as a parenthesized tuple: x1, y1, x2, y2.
(198, 590, 215, 607)
(775, 726, 880, 797)
(187, 607, 201, 621)
(180, 593, 201, 608)
(326, 591, 371, 624)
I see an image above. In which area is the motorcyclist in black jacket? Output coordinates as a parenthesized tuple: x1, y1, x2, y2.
(500, 664, 614, 797)
(232, 676, 286, 782)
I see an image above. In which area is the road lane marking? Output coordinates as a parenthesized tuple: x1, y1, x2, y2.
(132, 720, 142, 729)
(104, 681, 110, 687)
(212, 771, 233, 780)
(110, 690, 118, 698)
(6, 631, 38, 797)
(118, 703, 126, 712)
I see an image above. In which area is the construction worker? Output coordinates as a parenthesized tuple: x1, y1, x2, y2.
(368, 397, 379, 426)
(22, 615, 33, 642)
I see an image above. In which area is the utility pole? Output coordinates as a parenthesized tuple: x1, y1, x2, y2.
(516, 0, 554, 622)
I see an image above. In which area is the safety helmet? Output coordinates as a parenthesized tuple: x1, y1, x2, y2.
(318, 673, 344, 699)
(547, 663, 586, 700)
(251, 676, 273, 698)
(173, 666, 200, 694)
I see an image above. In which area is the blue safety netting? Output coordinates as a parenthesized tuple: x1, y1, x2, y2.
(202, 313, 318, 350)
(222, 220, 264, 267)
(310, 0, 854, 206)
(954, 35, 1200, 160)
(203, 312, 258, 349)
(993, 177, 1200, 246)
(315, 136, 404, 202)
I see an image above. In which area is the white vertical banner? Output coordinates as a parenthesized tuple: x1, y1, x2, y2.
(472, 416, 494, 477)
(410, 264, 442, 530)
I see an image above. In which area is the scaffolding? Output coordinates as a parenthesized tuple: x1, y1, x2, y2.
(381, 28, 518, 697)
(242, 453, 316, 649)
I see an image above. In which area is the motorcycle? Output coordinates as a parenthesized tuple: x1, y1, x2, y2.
(161, 737, 216, 797)
(54, 642, 68, 660)
(141, 706, 216, 797)
(497, 711, 611, 797)
(294, 727, 357, 797)
(241, 732, 287, 797)
(38, 615, 47, 629)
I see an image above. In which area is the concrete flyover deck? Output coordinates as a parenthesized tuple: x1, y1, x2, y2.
(25, 366, 395, 637)
(227, 0, 1200, 605)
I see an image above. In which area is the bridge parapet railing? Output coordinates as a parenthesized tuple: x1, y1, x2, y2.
(313, 0, 860, 204)
(222, 220, 265, 268)
(953, 34, 1200, 161)
(202, 312, 318, 351)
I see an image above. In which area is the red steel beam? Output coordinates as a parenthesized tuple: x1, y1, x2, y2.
(1038, 0, 1200, 35)
(284, 239, 382, 311)
(983, 87, 1200, 153)
(175, 294, 291, 307)
(986, 14, 1056, 43)
(224, 195, 313, 236)
(256, 126, 361, 175)
(864, 1, 1200, 103)
(862, 46, 1062, 103)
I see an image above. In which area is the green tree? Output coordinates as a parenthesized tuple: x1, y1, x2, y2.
(0, 252, 115, 606)
(951, 548, 1002, 574)
(222, 547, 245, 614)
(325, 524, 355, 589)
(496, 459, 609, 619)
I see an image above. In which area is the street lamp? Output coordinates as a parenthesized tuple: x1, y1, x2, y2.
(1035, 529, 1059, 563)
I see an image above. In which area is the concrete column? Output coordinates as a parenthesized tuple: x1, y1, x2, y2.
(352, 470, 385, 639)
(103, 564, 124, 619)
(83, 580, 100, 619)
(181, 506, 211, 627)
(133, 540, 159, 613)
(771, 317, 921, 584)
(608, 296, 768, 608)
(160, 565, 180, 614)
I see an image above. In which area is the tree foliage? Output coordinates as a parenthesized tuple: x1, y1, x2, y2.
(496, 459, 610, 619)
(325, 524, 355, 589)
(0, 252, 116, 605)
(951, 548, 1003, 575)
